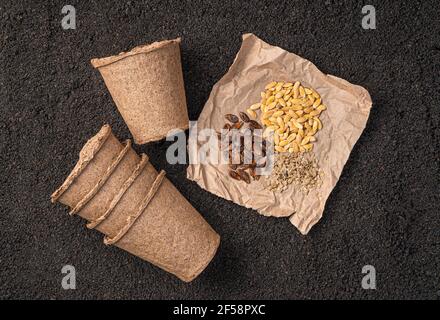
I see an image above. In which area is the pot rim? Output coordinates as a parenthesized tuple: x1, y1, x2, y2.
(51, 124, 112, 203)
(90, 38, 181, 69)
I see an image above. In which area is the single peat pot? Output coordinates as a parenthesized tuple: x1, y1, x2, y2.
(91, 38, 189, 144)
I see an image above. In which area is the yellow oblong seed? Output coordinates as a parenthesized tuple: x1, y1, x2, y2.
(290, 98, 303, 105)
(288, 110, 299, 119)
(246, 109, 257, 119)
(313, 97, 322, 108)
(278, 99, 286, 107)
(301, 136, 310, 145)
(296, 117, 307, 123)
(302, 99, 313, 107)
(317, 104, 327, 111)
(275, 91, 284, 99)
(279, 140, 289, 147)
(262, 110, 275, 119)
(304, 88, 313, 95)
(266, 96, 275, 104)
(267, 102, 277, 110)
(275, 146, 285, 153)
(299, 86, 305, 98)
(303, 143, 313, 151)
(312, 119, 318, 132)
(261, 92, 266, 99)
(276, 128, 285, 135)
(293, 121, 303, 130)
(309, 136, 316, 142)
(304, 107, 314, 114)
(277, 117, 284, 128)
(265, 81, 277, 90)
(293, 81, 300, 99)
(304, 122, 311, 131)
(312, 89, 320, 99)
(287, 133, 296, 142)
(272, 110, 284, 117)
(316, 117, 323, 130)
(291, 142, 299, 153)
(309, 110, 321, 117)
(283, 82, 293, 88)
(250, 103, 261, 110)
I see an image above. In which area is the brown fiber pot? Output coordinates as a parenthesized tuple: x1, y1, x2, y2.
(91, 38, 189, 145)
(51, 125, 220, 282)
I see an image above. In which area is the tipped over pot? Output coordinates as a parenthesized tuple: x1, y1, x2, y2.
(51, 125, 220, 282)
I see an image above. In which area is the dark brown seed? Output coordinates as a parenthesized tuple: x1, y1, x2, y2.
(237, 169, 251, 184)
(229, 163, 238, 170)
(233, 121, 243, 129)
(229, 170, 241, 181)
(248, 120, 262, 130)
(223, 123, 231, 130)
(239, 112, 250, 123)
(225, 114, 239, 123)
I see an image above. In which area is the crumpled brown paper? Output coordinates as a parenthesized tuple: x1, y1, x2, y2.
(187, 34, 372, 234)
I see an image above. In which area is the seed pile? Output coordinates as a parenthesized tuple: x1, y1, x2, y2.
(221, 112, 266, 184)
(246, 81, 326, 153)
(266, 152, 323, 193)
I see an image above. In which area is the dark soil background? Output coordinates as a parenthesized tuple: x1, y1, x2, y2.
(0, 0, 439, 300)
